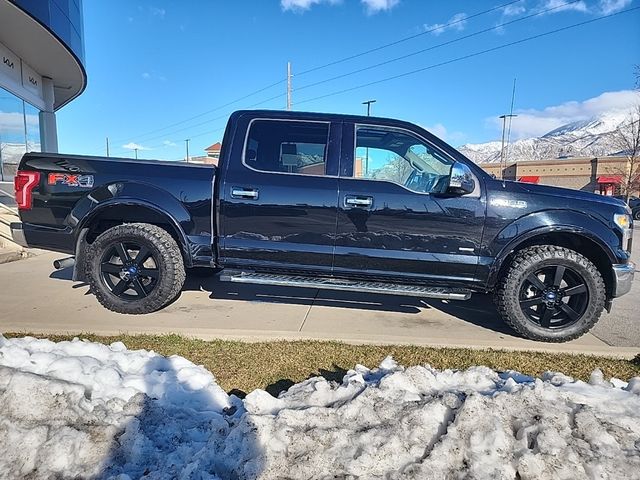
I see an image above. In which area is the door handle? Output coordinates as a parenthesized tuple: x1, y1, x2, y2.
(231, 187, 259, 199)
(345, 195, 373, 207)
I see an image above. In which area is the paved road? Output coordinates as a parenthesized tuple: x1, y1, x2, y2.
(0, 234, 637, 357)
(0, 181, 15, 208)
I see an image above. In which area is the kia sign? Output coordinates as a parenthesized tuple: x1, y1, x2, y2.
(0, 41, 45, 110)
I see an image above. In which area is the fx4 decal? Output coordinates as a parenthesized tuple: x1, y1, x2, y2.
(48, 173, 94, 188)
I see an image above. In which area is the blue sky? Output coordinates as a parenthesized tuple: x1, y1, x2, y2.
(54, 0, 639, 160)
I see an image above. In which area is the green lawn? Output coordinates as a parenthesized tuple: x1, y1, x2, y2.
(5, 333, 639, 396)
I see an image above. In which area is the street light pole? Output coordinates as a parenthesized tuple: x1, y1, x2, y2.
(362, 100, 376, 177)
(134, 148, 138, 160)
(499, 114, 517, 179)
(185, 139, 190, 163)
(362, 99, 376, 117)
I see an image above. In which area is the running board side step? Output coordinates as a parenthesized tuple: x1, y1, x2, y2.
(220, 271, 472, 300)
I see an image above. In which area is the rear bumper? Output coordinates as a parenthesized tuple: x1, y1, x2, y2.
(10, 222, 28, 248)
(612, 262, 635, 298)
(9, 221, 74, 254)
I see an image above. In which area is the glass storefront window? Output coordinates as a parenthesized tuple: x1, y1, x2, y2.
(0, 86, 40, 181)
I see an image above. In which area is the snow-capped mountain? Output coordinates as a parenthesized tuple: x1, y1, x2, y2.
(458, 111, 629, 164)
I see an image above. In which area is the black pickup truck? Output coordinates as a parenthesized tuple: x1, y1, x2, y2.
(11, 110, 635, 342)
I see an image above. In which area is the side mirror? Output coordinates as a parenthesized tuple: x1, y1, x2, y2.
(448, 162, 476, 195)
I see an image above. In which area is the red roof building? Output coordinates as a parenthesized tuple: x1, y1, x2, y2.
(205, 142, 222, 156)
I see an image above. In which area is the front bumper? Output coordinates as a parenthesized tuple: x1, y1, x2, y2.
(10, 222, 28, 248)
(612, 262, 635, 298)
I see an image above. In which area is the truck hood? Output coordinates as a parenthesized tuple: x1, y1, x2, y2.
(516, 182, 627, 209)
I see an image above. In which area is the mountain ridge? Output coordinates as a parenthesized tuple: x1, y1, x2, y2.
(457, 111, 629, 164)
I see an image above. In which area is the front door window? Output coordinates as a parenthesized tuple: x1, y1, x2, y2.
(354, 126, 454, 194)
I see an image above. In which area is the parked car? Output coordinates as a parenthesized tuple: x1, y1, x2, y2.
(612, 196, 640, 220)
(11, 110, 635, 342)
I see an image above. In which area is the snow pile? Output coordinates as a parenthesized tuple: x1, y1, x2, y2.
(1, 336, 640, 479)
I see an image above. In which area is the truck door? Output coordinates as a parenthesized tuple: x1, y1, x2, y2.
(219, 116, 340, 275)
(333, 122, 485, 285)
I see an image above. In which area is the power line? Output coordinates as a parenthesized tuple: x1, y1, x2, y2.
(295, 0, 525, 77)
(102, 0, 522, 150)
(294, 0, 583, 94)
(295, 7, 640, 108)
(110, 92, 286, 155)
(104, 77, 286, 148)
(121, 2, 602, 157)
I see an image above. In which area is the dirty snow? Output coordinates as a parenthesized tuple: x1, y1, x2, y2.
(1, 335, 639, 479)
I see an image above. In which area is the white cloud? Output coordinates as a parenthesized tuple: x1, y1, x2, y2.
(423, 12, 467, 35)
(423, 123, 466, 143)
(598, 0, 632, 14)
(163, 140, 177, 147)
(0, 111, 39, 134)
(361, 0, 400, 14)
(122, 142, 150, 151)
(502, 3, 527, 16)
(141, 72, 166, 82)
(150, 7, 166, 18)
(280, 0, 340, 11)
(280, 0, 398, 14)
(537, 0, 589, 14)
(487, 90, 639, 139)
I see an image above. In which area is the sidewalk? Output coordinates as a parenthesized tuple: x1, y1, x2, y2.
(1, 252, 637, 358)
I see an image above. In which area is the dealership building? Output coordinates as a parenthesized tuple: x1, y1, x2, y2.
(0, 0, 86, 179)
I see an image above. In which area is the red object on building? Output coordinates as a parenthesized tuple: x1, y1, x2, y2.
(597, 175, 622, 184)
(597, 175, 622, 196)
(518, 176, 540, 183)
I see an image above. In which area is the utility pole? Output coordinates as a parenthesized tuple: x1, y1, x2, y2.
(362, 100, 376, 177)
(499, 114, 517, 179)
(134, 148, 138, 160)
(106, 137, 110, 157)
(185, 139, 190, 163)
(286, 62, 292, 111)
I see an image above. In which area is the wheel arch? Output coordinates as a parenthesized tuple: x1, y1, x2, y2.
(489, 228, 616, 299)
(73, 200, 192, 281)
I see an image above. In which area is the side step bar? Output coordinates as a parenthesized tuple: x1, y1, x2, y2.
(220, 271, 472, 300)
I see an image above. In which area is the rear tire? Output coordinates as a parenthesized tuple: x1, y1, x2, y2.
(86, 223, 185, 314)
(496, 245, 605, 342)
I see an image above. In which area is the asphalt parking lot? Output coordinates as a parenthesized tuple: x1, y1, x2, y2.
(0, 231, 637, 357)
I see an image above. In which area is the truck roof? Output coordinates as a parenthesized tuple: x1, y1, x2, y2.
(231, 109, 427, 131)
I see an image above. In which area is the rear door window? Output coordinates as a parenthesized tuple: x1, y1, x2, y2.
(244, 120, 329, 176)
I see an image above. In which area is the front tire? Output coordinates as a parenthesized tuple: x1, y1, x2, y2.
(86, 223, 186, 314)
(496, 246, 605, 342)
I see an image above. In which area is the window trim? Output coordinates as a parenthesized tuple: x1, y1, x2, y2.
(241, 117, 336, 178)
(349, 123, 478, 197)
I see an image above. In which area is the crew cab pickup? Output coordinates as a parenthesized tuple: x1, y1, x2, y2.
(11, 110, 635, 342)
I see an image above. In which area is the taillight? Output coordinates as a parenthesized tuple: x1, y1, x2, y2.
(14, 171, 40, 210)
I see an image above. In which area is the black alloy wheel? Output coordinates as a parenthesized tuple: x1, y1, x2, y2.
(518, 264, 589, 329)
(87, 223, 185, 314)
(496, 245, 605, 342)
(100, 241, 160, 300)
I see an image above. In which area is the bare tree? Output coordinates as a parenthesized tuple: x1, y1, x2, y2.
(372, 154, 414, 185)
(612, 104, 640, 203)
